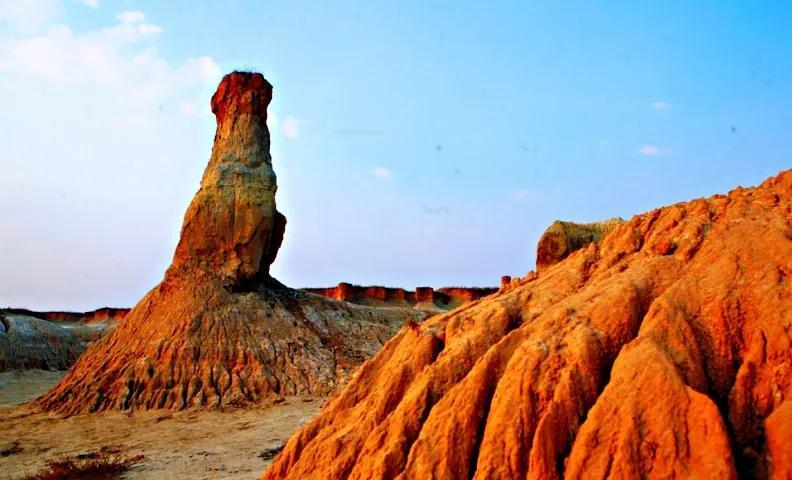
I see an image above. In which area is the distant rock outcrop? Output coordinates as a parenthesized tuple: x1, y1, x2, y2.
(535, 218, 623, 271)
(263, 170, 792, 479)
(1, 307, 130, 325)
(0, 314, 83, 371)
(0, 307, 126, 345)
(37, 72, 426, 415)
(303, 284, 496, 311)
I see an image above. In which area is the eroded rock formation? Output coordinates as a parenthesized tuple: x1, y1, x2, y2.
(0, 307, 125, 356)
(263, 170, 792, 479)
(0, 313, 84, 371)
(304, 284, 496, 311)
(1, 307, 130, 324)
(36, 72, 426, 415)
(169, 72, 285, 289)
(535, 218, 623, 271)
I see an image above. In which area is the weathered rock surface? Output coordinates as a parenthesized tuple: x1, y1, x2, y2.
(1, 307, 130, 324)
(0, 314, 84, 370)
(170, 72, 284, 288)
(304, 284, 496, 311)
(0, 307, 124, 346)
(263, 170, 792, 479)
(535, 218, 623, 271)
(36, 72, 426, 415)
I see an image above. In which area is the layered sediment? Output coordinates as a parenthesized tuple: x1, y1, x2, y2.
(303, 284, 496, 310)
(0, 307, 129, 325)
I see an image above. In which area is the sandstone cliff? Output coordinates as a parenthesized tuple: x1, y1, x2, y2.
(303, 284, 496, 311)
(36, 72, 426, 415)
(263, 170, 792, 479)
(0, 307, 130, 325)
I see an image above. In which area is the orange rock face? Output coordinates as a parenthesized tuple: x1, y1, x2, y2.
(0, 307, 130, 324)
(263, 170, 792, 479)
(36, 72, 427, 415)
(304, 284, 496, 310)
(170, 72, 284, 288)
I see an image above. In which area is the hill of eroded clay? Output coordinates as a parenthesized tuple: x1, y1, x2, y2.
(263, 170, 792, 479)
(36, 72, 426, 415)
(0, 306, 126, 371)
(0, 314, 83, 370)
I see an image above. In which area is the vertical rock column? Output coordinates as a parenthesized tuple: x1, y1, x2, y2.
(169, 72, 286, 288)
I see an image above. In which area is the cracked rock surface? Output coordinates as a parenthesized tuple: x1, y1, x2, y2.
(263, 169, 792, 479)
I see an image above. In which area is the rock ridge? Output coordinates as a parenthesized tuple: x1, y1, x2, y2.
(263, 169, 792, 479)
(303, 284, 497, 311)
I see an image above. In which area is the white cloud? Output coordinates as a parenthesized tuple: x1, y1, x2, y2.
(179, 100, 198, 116)
(77, 0, 98, 7)
(138, 23, 163, 36)
(117, 10, 145, 24)
(0, 3, 225, 310)
(267, 112, 278, 129)
(638, 145, 671, 156)
(651, 100, 671, 110)
(106, 11, 164, 38)
(282, 116, 300, 139)
(511, 188, 535, 200)
(2, 12, 219, 125)
(0, 0, 60, 31)
(371, 167, 392, 179)
(186, 55, 220, 79)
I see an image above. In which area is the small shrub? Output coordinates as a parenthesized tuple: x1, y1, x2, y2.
(22, 453, 143, 480)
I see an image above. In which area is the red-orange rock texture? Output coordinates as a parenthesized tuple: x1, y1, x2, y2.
(36, 72, 426, 415)
(304, 284, 496, 310)
(264, 170, 792, 479)
(0, 307, 130, 324)
(170, 72, 283, 288)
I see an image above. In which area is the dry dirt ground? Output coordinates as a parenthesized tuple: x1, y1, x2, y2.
(0, 371, 322, 479)
(0, 370, 65, 409)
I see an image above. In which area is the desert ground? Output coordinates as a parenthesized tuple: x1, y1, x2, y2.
(0, 375, 321, 479)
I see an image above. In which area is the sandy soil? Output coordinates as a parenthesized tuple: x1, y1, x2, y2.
(0, 384, 323, 479)
(0, 370, 65, 409)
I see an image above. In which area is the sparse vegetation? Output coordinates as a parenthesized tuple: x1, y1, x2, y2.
(537, 217, 626, 270)
(22, 452, 143, 480)
(548, 217, 624, 250)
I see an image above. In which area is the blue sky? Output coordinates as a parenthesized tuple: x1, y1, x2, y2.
(1, 1, 791, 310)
